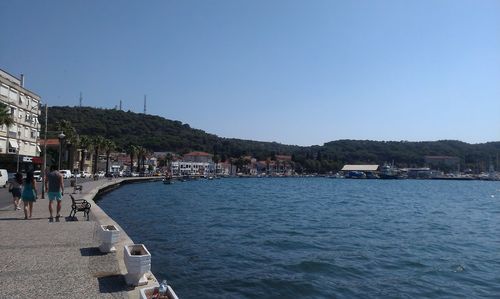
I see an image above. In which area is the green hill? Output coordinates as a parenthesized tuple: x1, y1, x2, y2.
(43, 106, 302, 161)
(42, 106, 500, 173)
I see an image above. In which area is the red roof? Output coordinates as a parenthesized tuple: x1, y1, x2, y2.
(276, 155, 292, 161)
(39, 139, 60, 146)
(184, 151, 212, 157)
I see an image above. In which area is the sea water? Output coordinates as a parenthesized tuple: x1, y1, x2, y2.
(97, 178, 500, 298)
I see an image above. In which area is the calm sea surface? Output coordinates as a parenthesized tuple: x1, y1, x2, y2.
(97, 178, 500, 298)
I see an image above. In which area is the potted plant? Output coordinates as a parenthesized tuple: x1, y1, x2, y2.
(124, 244, 151, 286)
(98, 224, 120, 253)
(139, 284, 180, 299)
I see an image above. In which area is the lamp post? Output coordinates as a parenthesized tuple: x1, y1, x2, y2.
(41, 104, 48, 199)
(58, 131, 65, 170)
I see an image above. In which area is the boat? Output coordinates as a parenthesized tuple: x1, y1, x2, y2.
(379, 163, 401, 179)
(162, 175, 173, 184)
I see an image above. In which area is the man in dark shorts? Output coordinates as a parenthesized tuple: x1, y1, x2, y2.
(45, 165, 64, 220)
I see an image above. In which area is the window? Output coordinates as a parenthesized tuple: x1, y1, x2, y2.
(30, 130, 36, 138)
(19, 93, 25, 104)
(10, 107, 15, 116)
(9, 89, 18, 102)
(0, 84, 8, 97)
(25, 127, 29, 138)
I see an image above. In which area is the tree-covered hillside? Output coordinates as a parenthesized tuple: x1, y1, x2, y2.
(43, 106, 302, 160)
(43, 106, 500, 173)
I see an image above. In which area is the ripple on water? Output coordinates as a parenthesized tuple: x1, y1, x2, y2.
(97, 179, 500, 299)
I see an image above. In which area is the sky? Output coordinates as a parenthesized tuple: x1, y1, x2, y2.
(1, 0, 499, 146)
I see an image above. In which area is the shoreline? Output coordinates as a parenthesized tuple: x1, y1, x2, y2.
(0, 176, 166, 299)
(84, 177, 164, 298)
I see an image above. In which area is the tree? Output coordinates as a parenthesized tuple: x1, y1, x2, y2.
(126, 144, 138, 173)
(102, 139, 116, 175)
(165, 153, 173, 174)
(137, 146, 147, 173)
(212, 154, 220, 176)
(0, 103, 14, 127)
(92, 135, 106, 174)
(78, 135, 93, 172)
(0, 103, 14, 156)
(56, 120, 78, 170)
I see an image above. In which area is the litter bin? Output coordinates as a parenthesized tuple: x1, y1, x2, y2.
(70, 178, 76, 187)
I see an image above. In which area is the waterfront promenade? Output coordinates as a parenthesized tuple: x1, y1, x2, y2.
(0, 177, 161, 299)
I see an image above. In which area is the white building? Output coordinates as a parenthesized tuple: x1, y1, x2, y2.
(171, 161, 213, 177)
(0, 69, 41, 171)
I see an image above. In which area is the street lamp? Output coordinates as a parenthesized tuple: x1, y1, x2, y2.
(58, 131, 65, 170)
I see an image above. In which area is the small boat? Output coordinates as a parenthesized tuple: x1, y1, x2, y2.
(163, 176, 173, 184)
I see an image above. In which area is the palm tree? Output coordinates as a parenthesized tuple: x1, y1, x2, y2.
(0, 103, 14, 127)
(125, 144, 138, 173)
(137, 146, 147, 173)
(0, 103, 14, 155)
(78, 135, 93, 172)
(165, 153, 173, 175)
(92, 135, 106, 175)
(102, 139, 116, 175)
(212, 154, 220, 176)
(56, 120, 78, 170)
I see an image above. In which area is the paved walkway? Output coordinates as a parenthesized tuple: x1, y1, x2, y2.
(0, 177, 161, 299)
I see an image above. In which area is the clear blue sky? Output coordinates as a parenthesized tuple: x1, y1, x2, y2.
(1, 0, 499, 146)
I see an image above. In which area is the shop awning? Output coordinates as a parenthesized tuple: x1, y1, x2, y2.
(9, 139, 19, 149)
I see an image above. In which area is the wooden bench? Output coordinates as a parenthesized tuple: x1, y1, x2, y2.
(69, 194, 91, 221)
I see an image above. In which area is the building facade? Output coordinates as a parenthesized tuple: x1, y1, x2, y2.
(0, 69, 41, 172)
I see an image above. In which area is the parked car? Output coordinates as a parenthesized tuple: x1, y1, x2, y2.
(79, 171, 91, 178)
(33, 170, 43, 182)
(59, 170, 72, 179)
(97, 171, 105, 178)
(0, 169, 8, 187)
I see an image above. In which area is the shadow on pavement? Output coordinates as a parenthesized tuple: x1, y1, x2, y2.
(80, 247, 107, 257)
(97, 274, 131, 293)
(0, 217, 23, 221)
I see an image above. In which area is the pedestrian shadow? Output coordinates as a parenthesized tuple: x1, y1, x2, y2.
(97, 274, 131, 294)
(0, 217, 22, 221)
(80, 247, 107, 257)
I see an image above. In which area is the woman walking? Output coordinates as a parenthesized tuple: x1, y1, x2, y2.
(9, 172, 23, 210)
(21, 171, 37, 219)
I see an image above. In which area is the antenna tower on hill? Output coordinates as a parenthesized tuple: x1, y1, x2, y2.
(143, 95, 147, 114)
(79, 92, 82, 107)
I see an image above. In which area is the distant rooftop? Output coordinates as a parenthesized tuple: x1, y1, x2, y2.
(184, 151, 212, 157)
(341, 165, 379, 171)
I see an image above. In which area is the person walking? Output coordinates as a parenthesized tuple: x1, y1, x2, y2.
(9, 172, 23, 210)
(45, 165, 64, 220)
(21, 171, 37, 219)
